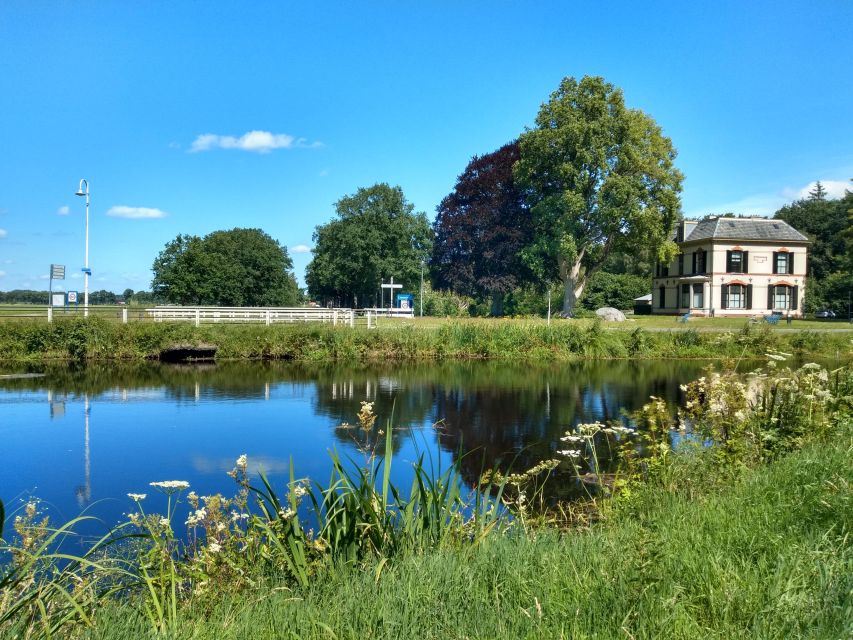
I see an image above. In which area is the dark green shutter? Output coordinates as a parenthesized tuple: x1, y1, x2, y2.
(791, 286, 798, 310)
(742, 251, 749, 274)
(678, 254, 683, 275)
(702, 250, 708, 274)
(788, 254, 795, 275)
(721, 284, 728, 309)
(767, 285, 774, 310)
(772, 252, 778, 274)
(691, 252, 697, 274)
(746, 284, 753, 310)
(726, 251, 732, 272)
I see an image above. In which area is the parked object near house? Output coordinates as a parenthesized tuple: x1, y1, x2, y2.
(652, 217, 809, 318)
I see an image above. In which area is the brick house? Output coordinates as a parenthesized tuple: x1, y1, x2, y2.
(652, 217, 809, 317)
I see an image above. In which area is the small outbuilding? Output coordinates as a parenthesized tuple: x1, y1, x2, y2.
(633, 294, 652, 315)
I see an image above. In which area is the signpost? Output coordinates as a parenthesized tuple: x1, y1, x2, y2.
(49, 264, 66, 308)
(380, 277, 402, 309)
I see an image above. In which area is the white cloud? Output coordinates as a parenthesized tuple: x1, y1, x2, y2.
(688, 178, 852, 219)
(189, 130, 321, 153)
(785, 180, 851, 201)
(291, 244, 311, 254)
(0, 228, 6, 239)
(106, 206, 168, 219)
(0, 271, 5, 277)
(57, 205, 70, 216)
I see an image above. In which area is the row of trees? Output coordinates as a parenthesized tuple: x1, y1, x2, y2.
(143, 75, 849, 316)
(0, 289, 162, 305)
(306, 76, 682, 315)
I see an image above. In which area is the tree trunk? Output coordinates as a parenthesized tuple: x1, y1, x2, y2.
(490, 292, 504, 317)
(561, 255, 588, 316)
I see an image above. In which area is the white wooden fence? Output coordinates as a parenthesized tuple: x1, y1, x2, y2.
(145, 306, 355, 327)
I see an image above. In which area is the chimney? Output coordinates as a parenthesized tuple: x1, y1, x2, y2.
(678, 219, 698, 242)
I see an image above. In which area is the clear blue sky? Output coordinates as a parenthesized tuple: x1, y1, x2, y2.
(1, 1, 851, 293)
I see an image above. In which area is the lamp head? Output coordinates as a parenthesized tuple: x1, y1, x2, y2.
(75, 190, 85, 197)
(75, 179, 88, 197)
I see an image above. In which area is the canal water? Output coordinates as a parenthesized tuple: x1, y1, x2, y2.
(1, 360, 721, 529)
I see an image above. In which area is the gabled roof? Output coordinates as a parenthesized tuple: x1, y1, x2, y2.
(684, 217, 809, 243)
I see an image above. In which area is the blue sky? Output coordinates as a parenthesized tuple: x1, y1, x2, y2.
(1, 1, 851, 293)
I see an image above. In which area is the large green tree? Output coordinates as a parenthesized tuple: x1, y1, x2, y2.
(306, 184, 432, 307)
(514, 76, 683, 316)
(151, 228, 299, 306)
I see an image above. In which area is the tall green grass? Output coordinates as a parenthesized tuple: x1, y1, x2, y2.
(1, 316, 849, 362)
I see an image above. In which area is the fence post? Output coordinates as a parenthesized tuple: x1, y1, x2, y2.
(333, 310, 338, 326)
(47, 306, 53, 323)
(194, 309, 200, 327)
(122, 307, 128, 324)
(367, 311, 372, 329)
(350, 309, 355, 327)
(265, 309, 271, 326)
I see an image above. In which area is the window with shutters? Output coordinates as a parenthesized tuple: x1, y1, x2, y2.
(726, 284, 744, 309)
(728, 250, 744, 273)
(695, 250, 706, 274)
(773, 285, 790, 311)
(775, 252, 789, 274)
(680, 284, 690, 308)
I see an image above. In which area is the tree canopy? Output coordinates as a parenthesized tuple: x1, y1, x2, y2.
(306, 184, 432, 307)
(151, 228, 299, 306)
(514, 75, 683, 315)
(774, 182, 853, 313)
(431, 141, 534, 314)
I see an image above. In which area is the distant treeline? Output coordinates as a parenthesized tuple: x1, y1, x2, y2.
(0, 289, 164, 305)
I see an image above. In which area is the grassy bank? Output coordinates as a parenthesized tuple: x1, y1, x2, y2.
(2, 362, 851, 638)
(1, 316, 851, 362)
(75, 424, 853, 639)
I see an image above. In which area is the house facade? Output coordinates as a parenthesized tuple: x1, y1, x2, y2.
(651, 217, 809, 318)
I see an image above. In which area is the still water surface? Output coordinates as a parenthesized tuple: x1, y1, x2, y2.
(1, 360, 721, 527)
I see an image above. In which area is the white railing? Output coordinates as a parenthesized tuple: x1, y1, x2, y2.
(145, 306, 355, 327)
(361, 307, 414, 319)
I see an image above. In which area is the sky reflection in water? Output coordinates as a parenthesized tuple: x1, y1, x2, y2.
(0, 360, 721, 529)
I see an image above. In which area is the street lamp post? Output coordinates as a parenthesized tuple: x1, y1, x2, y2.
(420, 260, 425, 317)
(75, 179, 90, 317)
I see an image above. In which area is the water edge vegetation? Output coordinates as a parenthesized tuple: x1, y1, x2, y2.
(1, 358, 851, 638)
(1, 316, 851, 363)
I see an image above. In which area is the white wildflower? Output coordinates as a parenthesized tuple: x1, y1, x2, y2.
(236, 454, 248, 469)
(127, 493, 147, 502)
(278, 507, 295, 520)
(558, 449, 582, 458)
(208, 541, 222, 553)
(159, 518, 170, 527)
(150, 480, 190, 494)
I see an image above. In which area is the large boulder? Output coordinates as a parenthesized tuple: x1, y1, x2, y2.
(595, 307, 626, 322)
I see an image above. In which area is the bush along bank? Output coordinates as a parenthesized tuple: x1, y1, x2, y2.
(1, 360, 851, 639)
(0, 316, 851, 362)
